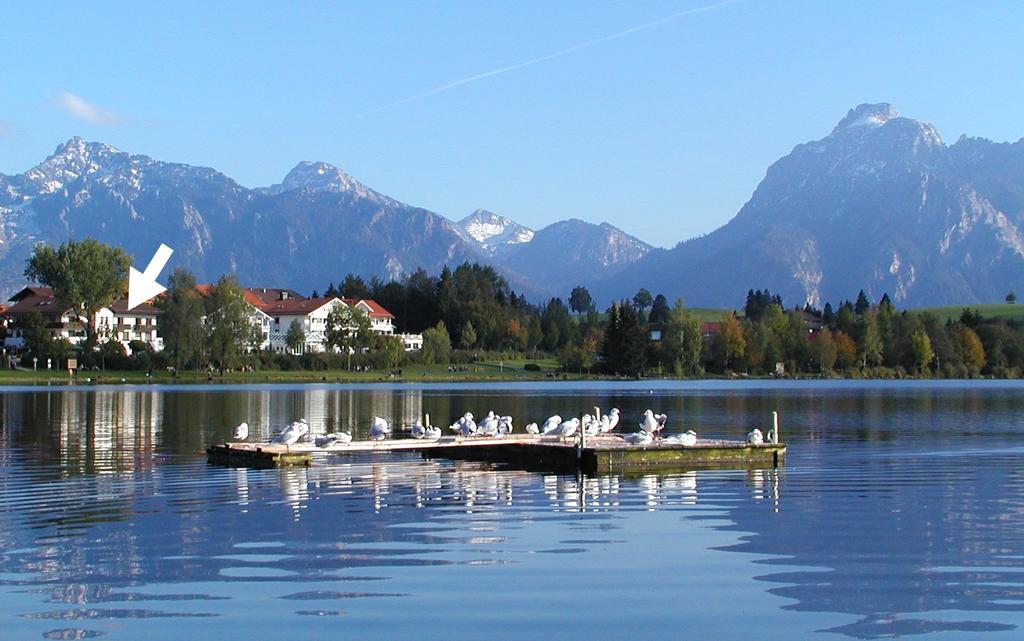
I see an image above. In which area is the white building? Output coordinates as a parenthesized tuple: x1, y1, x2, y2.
(3, 286, 164, 353)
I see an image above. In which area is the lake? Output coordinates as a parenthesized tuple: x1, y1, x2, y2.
(2, 380, 1024, 640)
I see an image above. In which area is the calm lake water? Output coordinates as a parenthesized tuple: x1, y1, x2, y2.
(2, 380, 1024, 640)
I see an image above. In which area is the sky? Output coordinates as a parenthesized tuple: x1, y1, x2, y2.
(2, 1, 1023, 248)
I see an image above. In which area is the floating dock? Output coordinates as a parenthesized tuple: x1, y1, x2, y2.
(207, 434, 786, 474)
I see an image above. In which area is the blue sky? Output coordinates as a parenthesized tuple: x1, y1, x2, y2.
(2, 1, 1022, 247)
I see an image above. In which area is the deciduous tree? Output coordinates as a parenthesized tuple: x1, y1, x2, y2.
(24, 238, 131, 350)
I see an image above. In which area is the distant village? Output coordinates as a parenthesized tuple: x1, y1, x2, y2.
(1, 284, 424, 358)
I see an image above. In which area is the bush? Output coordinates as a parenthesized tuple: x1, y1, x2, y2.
(523, 363, 541, 372)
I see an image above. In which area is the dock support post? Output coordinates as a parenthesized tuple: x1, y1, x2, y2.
(577, 413, 586, 462)
(772, 411, 780, 444)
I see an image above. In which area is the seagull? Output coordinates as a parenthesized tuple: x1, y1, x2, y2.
(423, 425, 442, 440)
(663, 430, 697, 446)
(584, 414, 602, 436)
(233, 422, 249, 440)
(640, 410, 659, 434)
(525, 422, 540, 434)
(552, 417, 580, 439)
(449, 412, 477, 436)
(270, 420, 308, 449)
(370, 416, 391, 440)
(623, 431, 654, 446)
(477, 411, 499, 436)
(410, 421, 427, 439)
(654, 413, 668, 436)
(497, 416, 514, 435)
(747, 428, 764, 445)
(314, 434, 338, 448)
(541, 415, 563, 434)
(475, 417, 499, 436)
(333, 431, 353, 444)
(604, 408, 620, 432)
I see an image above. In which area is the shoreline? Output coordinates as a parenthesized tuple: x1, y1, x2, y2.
(0, 368, 1011, 388)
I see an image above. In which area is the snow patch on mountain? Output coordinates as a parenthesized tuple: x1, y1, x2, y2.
(457, 209, 534, 251)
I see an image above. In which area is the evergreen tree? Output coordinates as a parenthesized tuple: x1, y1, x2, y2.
(854, 290, 871, 315)
(649, 294, 671, 325)
(340, 273, 370, 298)
(822, 302, 835, 329)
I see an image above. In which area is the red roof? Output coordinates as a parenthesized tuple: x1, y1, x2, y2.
(702, 321, 722, 335)
(4, 294, 71, 316)
(196, 284, 270, 310)
(9, 286, 55, 302)
(341, 298, 394, 319)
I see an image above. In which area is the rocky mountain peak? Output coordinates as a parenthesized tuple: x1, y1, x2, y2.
(832, 103, 899, 133)
(271, 161, 385, 202)
(457, 209, 534, 249)
(22, 137, 129, 194)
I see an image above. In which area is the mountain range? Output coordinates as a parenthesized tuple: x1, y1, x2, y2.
(2, 103, 1023, 308)
(599, 103, 1024, 308)
(0, 139, 650, 302)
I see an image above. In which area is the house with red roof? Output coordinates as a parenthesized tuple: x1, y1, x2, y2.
(3, 286, 163, 353)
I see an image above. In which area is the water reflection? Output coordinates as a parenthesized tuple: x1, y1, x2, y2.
(2, 382, 1024, 640)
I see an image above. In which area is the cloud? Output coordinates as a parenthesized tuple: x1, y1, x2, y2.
(377, 0, 736, 111)
(55, 91, 123, 125)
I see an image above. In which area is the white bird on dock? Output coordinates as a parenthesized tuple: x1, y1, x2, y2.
(314, 434, 338, 448)
(497, 416, 514, 435)
(747, 428, 764, 445)
(604, 408, 620, 432)
(623, 431, 654, 446)
(552, 417, 580, 439)
(640, 410, 660, 434)
(334, 431, 353, 444)
(477, 411, 499, 435)
(477, 417, 499, 436)
(423, 425, 442, 440)
(449, 412, 476, 436)
(370, 416, 391, 440)
(270, 421, 308, 448)
(583, 414, 601, 436)
(411, 421, 427, 439)
(233, 422, 249, 440)
(541, 415, 563, 434)
(525, 422, 540, 434)
(655, 413, 668, 435)
(663, 430, 698, 446)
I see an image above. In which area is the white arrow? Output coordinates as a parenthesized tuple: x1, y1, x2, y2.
(128, 243, 173, 310)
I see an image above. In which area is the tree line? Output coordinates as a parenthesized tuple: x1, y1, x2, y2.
(10, 239, 1024, 378)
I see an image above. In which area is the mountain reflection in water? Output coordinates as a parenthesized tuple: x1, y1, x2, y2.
(1, 381, 1024, 640)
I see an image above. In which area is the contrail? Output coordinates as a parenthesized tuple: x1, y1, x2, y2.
(376, 0, 736, 111)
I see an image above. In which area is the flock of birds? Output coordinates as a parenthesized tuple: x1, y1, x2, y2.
(230, 408, 772, 450)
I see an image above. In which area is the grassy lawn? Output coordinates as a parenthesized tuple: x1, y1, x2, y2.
(910, 304, 1024, 323)
(688, 307, 735, 321)
(0, 360, 569, 386)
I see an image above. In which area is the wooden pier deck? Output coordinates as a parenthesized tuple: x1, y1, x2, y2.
(207, 434, 786, 474)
